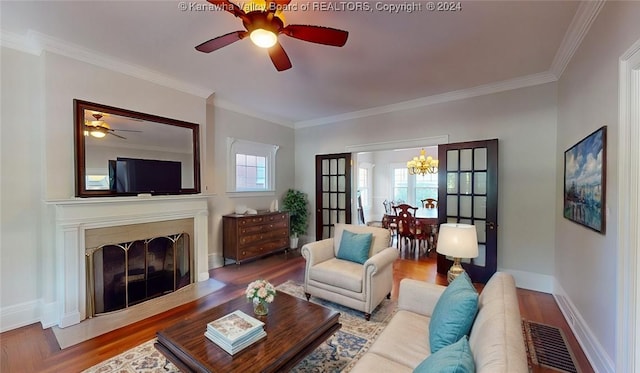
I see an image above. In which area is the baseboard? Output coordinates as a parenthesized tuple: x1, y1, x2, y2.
(554, 280, 615, 373)
(498, 268, 554, 293)
(208, 253, 224, 269)
(39, 300, 59, 329)
(0, 299, 41, 333)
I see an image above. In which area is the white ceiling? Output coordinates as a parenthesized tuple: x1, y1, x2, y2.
(1, 1, 586, 126)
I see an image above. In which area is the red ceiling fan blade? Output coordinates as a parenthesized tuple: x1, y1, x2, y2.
(206, 0, 246, 18)
(268, 42, 292, 71)
(195, 31, 247, 53)
(282, 25, 348, 47)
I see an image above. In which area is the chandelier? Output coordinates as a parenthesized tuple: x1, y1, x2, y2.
(407, 148, 438, 175)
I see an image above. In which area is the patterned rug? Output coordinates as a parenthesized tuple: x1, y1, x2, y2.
(83, 281, 396, 372)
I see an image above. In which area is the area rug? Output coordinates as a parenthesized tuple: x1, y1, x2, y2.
(522, 319, 579, 373)
(83, 281, 396, 372)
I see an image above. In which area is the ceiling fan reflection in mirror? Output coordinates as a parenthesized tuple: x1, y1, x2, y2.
(196, 0, 349, 71)
(84, 113, 142, 139)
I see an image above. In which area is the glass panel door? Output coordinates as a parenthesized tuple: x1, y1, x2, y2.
(315, 153, 352, 240)
(437, 139, 498, 283)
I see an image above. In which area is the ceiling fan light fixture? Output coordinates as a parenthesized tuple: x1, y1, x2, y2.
(90, 129, 106, 138)
(250, 28, 277, 48)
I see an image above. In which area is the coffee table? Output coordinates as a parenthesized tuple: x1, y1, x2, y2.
(155, 291, 341, 372)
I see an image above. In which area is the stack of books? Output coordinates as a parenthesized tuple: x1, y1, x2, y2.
(204, 310, 267, 355)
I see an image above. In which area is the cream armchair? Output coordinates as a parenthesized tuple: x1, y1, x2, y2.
(301, 223, 399, 320)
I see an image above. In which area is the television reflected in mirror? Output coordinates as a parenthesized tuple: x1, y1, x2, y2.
(74, 99, 201, 197)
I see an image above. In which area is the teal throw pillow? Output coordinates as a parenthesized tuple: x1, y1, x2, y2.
(414, 336, 475, 373)
(336, 230, 373, 264)
(429, 272, 478, 353)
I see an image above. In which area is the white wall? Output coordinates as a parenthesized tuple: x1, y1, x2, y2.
(296, 82, 558, 288)
(207, 104, 295, 264)
(42, 52, 206, 200)
(0, 47, 44, 329)
(555, 2, 640, 371)
(0, 47, 295, 331)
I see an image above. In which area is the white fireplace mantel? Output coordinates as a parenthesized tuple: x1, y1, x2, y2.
(49, 195, 209, 328)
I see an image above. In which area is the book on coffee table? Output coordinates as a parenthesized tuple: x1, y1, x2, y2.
(205, 310, 266, 354)
(205, 328, 267, 355)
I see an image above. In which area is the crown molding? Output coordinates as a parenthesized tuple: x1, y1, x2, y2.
(295, 71, 557, 128)
(213, 97, 295, 128)
(1, 29, 213, 99)
(1, 28, 293, 128)
(295, 1, 604, 129)
(345, 135, 449, 153)
(549, 0, 606, 79)
(3, 0, 604, 131)
(0, 29, 41, 56)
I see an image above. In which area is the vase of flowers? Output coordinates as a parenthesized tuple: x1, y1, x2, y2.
(246, 279, 276, 316)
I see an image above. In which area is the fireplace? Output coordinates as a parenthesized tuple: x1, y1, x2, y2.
(51, 196, 209, 328)
(86, 225, 192, 316)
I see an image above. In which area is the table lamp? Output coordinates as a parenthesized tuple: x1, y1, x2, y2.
(436, 223, 479, 283)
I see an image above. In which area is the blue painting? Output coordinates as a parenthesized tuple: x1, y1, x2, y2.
(564, 126, 607, 233)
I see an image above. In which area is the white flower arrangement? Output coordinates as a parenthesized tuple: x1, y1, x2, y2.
(245, 279, 276, 304)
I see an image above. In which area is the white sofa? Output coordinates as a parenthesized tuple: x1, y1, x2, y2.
(301, 223, 399, 320)
(350, 272, 529, 373)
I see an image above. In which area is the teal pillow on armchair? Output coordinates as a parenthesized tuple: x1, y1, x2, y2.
(336, 230, 373, 264)
(428, 272, 478, 353)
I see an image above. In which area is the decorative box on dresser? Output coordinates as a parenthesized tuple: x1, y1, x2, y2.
(222, 211, 290, 264)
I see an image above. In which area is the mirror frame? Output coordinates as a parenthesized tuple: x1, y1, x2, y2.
(74, 99, 201, 197)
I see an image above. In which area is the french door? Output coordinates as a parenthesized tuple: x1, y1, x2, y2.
(315, 153, 352, 240)
(437, 139, 498, 283)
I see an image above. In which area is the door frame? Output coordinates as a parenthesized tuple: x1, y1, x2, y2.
(345, 135, 450, 222)
(616, 37, 640, 373)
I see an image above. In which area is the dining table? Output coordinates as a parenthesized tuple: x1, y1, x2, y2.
(382, 208, 439, 254)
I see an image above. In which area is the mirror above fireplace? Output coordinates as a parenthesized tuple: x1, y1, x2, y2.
(74, 99, 201, 197)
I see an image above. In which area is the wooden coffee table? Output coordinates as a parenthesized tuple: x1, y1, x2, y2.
(155, 291, 341, 372)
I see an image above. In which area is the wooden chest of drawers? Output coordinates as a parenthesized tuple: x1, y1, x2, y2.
(222, 212, 290, 264)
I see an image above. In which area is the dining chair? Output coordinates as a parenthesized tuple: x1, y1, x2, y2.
(393, 204, 418, 218)
(396, 215, 416, 250)
(382, 200, 392, 215)
(421, 198, 438, 209)
(414, 220, 438, 256)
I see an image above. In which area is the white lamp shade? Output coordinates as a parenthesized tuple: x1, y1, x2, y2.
(436, 223, 479, 258)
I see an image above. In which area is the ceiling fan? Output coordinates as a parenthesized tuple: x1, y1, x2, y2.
(195, 0, 349, 71)
(84, 114, 141, 139)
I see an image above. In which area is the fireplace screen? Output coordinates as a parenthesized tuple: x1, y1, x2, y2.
(86, 233, 191, 316)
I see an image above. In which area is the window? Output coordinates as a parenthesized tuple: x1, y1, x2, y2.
(227, 138, 279, 195)
(236, 154, 266, 190)
(391, 163, 438, 213)
(393, 167, 408, 203)
(358, 167, 369, 207)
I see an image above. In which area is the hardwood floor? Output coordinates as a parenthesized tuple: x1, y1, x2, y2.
(0, 250, 594, 373)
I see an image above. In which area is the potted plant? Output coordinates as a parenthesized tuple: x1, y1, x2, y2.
(283, 189, 309, 249)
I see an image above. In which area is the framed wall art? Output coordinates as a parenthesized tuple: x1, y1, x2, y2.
(563, 126, 607, 233)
